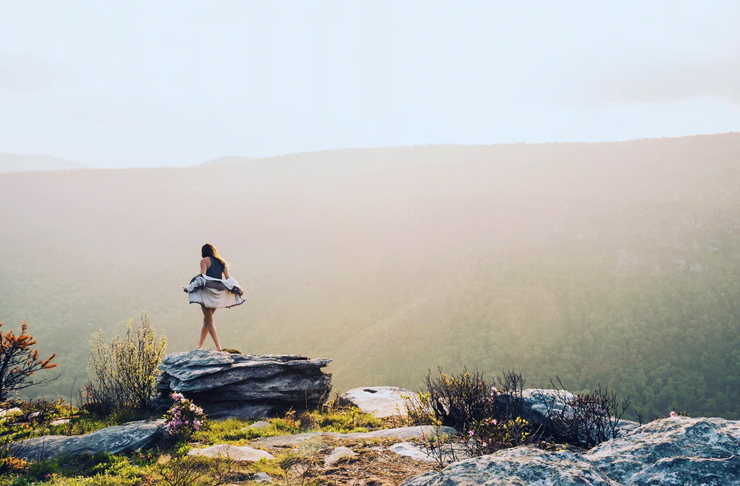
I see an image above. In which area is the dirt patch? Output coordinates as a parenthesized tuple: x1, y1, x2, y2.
(274, 435, 438, 485)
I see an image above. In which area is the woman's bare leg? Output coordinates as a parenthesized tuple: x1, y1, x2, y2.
(198, 307, 222, 351)
(206, 309, 222, 351)
(198, 306, 210, 349)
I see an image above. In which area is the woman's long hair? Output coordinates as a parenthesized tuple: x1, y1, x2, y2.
(201, 243, 226, 267)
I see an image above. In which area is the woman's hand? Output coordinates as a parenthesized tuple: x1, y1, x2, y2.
(183, 286, 188, 293)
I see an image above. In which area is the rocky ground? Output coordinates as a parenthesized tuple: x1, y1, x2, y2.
(4, 351, 739, 485)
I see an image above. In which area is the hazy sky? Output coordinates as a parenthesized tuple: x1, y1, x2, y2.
(1, 1, 739, 168)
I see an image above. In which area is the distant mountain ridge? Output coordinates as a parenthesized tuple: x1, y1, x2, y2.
(199, 133, 740, 168)
(0, 152, 87, 173)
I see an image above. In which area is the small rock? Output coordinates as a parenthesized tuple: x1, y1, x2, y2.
(0, 407, 22, 418)
(339, 386, 413, 418)
(50, 418, 71, 426)
(29, 411, 42, 419)
(325, 446, 357, 465)
(389, 442, 437, 463)
(252, 472, 274, 483)
(389, 442, 469, 465)
(188, 444, 275, 462)
(242, 420, 271, 432)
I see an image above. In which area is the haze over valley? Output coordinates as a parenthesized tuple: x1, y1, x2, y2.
(2, 133, 740, 420)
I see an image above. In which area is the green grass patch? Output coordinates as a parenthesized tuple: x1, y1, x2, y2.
(193, 407, 383, 446)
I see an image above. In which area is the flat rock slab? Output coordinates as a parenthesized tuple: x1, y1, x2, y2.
(325, 446, 357, 465)
(251, 425, 458, 447)
(339, 386, 413, 418)
(11, 420, 164, 461)
(157, 350, 332, 415)
(188, 444, 274, 462)
(159, 349, 332, 392)
(401, 417, 740, 486)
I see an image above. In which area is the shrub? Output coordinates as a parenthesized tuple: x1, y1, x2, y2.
(84, 313, 167, 415)
(146, 456, 235, 486)
(0, 321, 57, 401)
(406, 367, 539, 458)
(411, 367, 492, 431)
(163, 392, 207, 442)
(541, 378, 631, 448)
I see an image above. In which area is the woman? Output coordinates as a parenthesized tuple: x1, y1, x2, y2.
(183, 243, 244, 351)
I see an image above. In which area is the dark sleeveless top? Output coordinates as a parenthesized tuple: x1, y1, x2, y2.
(206, 256, 224, 279)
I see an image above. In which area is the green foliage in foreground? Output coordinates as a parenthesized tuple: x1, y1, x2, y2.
(0, 398, 155, 446)
(0, 405, 386, 485)
(194, 407, 382, 446)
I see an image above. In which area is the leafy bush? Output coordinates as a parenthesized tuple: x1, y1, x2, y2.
(0, 321, 57, 401)
(84, 313, 167, 415)
(163, 392, 207, 442)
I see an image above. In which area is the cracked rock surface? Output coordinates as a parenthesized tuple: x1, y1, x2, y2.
(158, 349, 332, 417)
(401, 417, 740, 486)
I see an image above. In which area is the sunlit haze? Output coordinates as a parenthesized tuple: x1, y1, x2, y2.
(1, 1, 740, 167)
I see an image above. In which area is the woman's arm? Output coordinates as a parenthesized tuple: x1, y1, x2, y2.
(200, 257, 210, 275)
(223, 265, 230, 279)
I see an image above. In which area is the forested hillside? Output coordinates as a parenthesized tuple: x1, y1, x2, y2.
(1, 134, 739, 419)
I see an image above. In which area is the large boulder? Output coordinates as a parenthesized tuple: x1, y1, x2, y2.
(401, 417, 740, 486)
(338, 386, 412, 418)
(158, 350, 331, 417)
(11, 420, 165, 461)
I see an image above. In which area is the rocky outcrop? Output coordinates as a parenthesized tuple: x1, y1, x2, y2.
(587, 417, 740, 485)
(403, 446, 619, 486)
(339, 386, 412, 418)
(11, 420, 165, 461)
(401, 417, 740, 486)
(158, 350, 332, 417)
